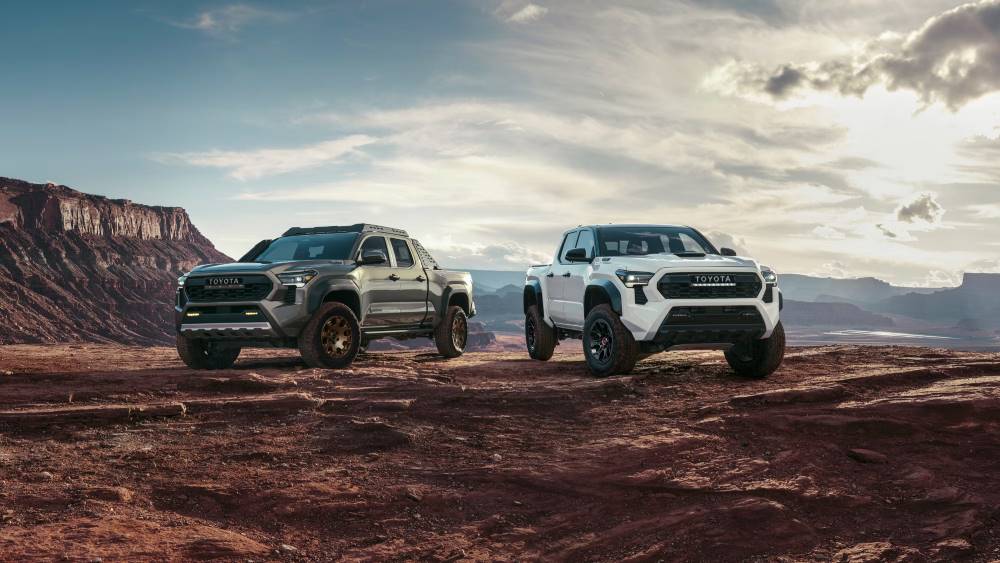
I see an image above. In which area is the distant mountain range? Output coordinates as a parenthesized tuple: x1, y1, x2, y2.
(778, 274, 941, 304)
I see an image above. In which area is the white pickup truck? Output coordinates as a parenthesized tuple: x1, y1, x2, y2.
(524, 224, 784, 378)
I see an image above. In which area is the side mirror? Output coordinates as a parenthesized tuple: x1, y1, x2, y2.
(358, 249, 387, 265)
(720, 247, 737, 257)
(565, 248, 592, 262)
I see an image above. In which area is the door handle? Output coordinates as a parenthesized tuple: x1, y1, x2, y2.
(546, 272, 554, 278)
(388, 274, 400, 281)
(415, 275, 425, 282)
(562, 272, 571, 277)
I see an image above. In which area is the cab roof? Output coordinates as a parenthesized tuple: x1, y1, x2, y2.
(282, 224, 408, 238)
(563, 223, 688, 235)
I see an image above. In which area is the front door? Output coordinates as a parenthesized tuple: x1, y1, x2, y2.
(561, 228, 594, 329)
(357, 236, 397, 328)
(548, 231, 579, 326)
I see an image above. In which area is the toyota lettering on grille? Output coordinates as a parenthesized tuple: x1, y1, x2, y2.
(690, 274, 735, 287)
(207, 277, 244, 288)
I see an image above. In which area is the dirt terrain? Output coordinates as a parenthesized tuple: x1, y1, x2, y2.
(0, 342, 998, 562)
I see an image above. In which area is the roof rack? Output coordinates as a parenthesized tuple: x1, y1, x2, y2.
(281, 224, 409, 237)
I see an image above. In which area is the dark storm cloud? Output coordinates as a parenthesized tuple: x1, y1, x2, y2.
(764, 65, 805, 97)
(737, 0, 1000, 109)
(897, 192, 945, 223)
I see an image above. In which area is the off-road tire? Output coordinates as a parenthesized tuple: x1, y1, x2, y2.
(176, 335, 241, 370)
(435, 305, 468, 358)
(725, 321, 786, 379)
(583, 304, 639, 377)
(299, 302, 362, 369)
(525, 304, 556, 361)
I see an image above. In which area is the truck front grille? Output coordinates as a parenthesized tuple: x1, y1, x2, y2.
(658, 272, 762, 299)
(185, 275, 274, 302)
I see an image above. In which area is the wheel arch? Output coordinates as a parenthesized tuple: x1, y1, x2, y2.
(584, 280, 622, 317)
(524, 280, 544, 316)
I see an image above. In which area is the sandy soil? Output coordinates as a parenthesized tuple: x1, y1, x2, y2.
(0, 342, 999, 562)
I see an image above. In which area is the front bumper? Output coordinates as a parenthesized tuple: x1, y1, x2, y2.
(175, 273, 313, 341)
(615, 269, 782, 345)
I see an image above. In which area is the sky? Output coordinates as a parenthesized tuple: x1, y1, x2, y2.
(2, 0, 1000, 286)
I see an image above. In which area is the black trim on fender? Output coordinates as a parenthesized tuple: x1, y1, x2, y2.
(524, 280, 544, 317)
(585, 280, 622, 316)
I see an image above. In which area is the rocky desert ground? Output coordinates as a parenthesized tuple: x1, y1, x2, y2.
(0, 341, 998, 562)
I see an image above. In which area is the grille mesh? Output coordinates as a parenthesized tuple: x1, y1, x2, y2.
(658, 273, 762, 299)
(185, 275, 274, 302)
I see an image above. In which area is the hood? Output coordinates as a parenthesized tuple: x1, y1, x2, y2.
(596, 254, 759, 273)
(190, 260, 356, 276)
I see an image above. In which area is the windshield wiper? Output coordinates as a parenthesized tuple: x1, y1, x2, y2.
(672, 251, 706, 257)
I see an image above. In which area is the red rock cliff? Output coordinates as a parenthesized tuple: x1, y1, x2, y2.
(0, 177, 230, 345)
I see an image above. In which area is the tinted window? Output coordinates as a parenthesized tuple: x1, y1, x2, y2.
(559, 231, 580, 263)
(575, 229, 595, 259)
(597, 226, 715, 256)
(359, 236, 389, 266)
(255, 233, 358, 262)
(390, 238, 414, 267)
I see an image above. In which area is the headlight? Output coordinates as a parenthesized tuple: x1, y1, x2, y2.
(278, 270, 317, 288)
(761, 267, 777, 285)
(177, 273, 189, 288)
(616, 269, 654, 288)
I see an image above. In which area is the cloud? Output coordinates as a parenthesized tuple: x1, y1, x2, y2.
(496, 2, 549, 23)
(896, 192, 945, 223)
(155, 135, 376, 180)
(876, 223, 899, 238)
(712, 0, 1000, 109)
(814, 261, 851, 278)
(172, 4, 287, 36)
(812, 225, 847, 240)
(967, 203, 1000, 218)
(507, 4, 548, 23)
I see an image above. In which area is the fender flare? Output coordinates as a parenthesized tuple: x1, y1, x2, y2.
(585, 279, 622, 316)
(441, 286, 471, 316)
(306, 280, 362, 317)
(524, 280, 544, 316)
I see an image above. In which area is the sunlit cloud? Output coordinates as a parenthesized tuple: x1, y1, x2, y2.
(169, 4, 288, 36)
(154, 135, 376, 180)
(710, 0, 1000, 110)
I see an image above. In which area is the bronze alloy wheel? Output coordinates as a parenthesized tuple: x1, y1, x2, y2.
(451, 311, 468, 351)
(321, 315, 354, 358)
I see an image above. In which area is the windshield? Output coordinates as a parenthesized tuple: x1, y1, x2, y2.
(596, 226, 717, 257)
(253, 233, 359, 262)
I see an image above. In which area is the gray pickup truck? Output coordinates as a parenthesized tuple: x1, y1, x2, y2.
(174, 224, 475, 369)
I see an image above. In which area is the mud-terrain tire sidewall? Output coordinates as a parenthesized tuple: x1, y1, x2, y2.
(176, 335, 241, 370)
(725, 321, 786, 379)
(583, 304, 639, 378)
(299, 302, 362, 369)
(525, 304, 556, 361)
(435, 305, 468, 358)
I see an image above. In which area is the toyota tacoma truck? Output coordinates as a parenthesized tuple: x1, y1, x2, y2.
(524, 224, 784, 378)
(174, 224, 475, 370)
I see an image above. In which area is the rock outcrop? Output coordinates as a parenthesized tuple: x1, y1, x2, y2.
(0, 177, 229, 344)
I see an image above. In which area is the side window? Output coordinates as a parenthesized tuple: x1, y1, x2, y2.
(390, 238, 414, 268)
(358, 236, 389, 266)
(558, 231, 580, 264)
(575, 229, 595, 259)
